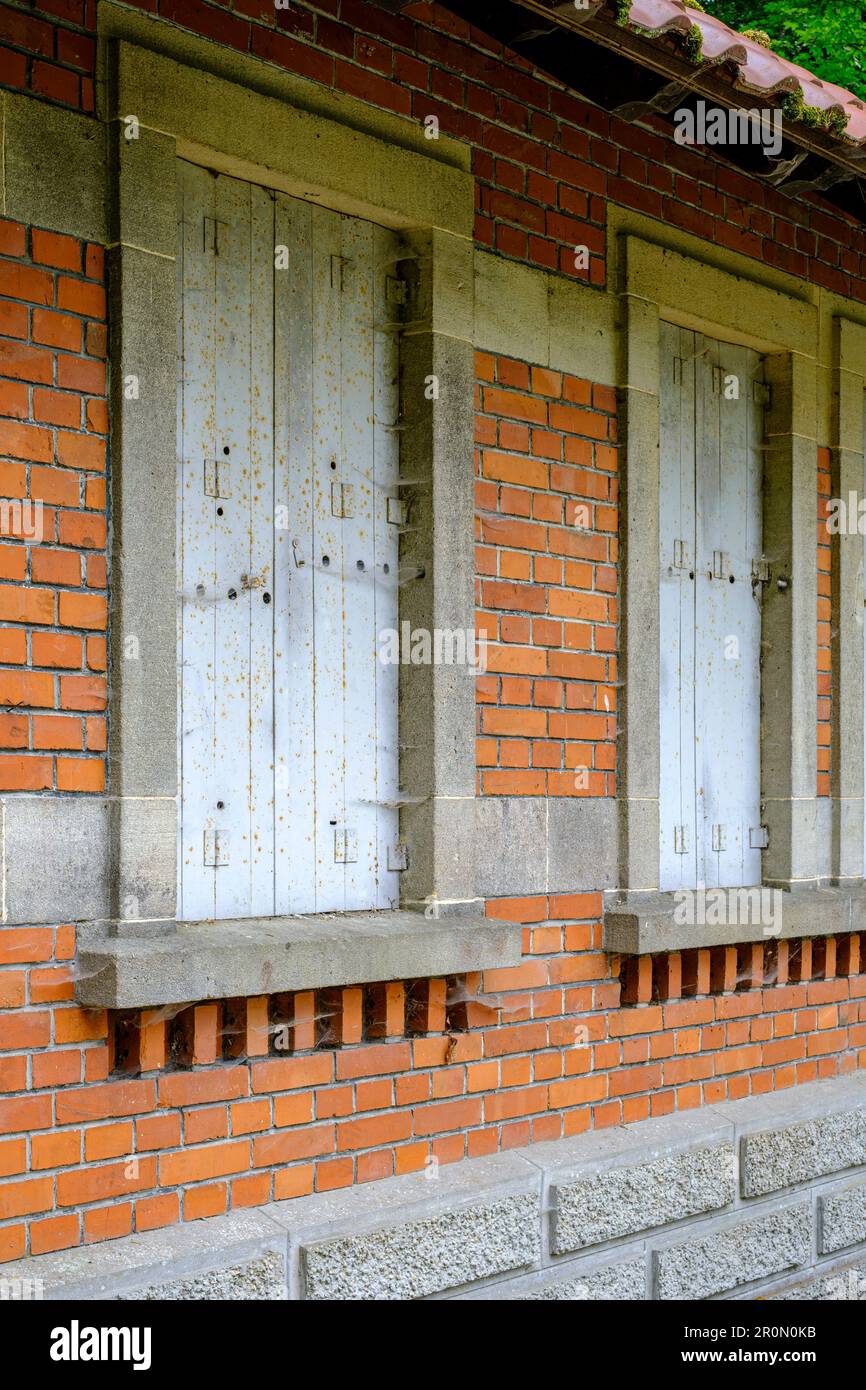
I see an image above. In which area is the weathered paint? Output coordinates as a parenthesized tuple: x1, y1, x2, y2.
(177, 162, 401, 920)
(659, 324, 764, 890)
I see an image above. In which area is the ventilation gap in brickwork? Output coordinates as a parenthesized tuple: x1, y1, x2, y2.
(616, 936, 856, 1007)
(109, 1010, 140, 1075)
(365, 981, 406, 1039)
(406, 978, 447, 1034)
(318, 987, 364, 1047)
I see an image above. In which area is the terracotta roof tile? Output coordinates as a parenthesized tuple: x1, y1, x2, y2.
(625, 0, 866, 146)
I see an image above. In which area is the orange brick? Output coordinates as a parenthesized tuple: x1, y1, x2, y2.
(32, 229, 81, 271)
(32, 633, 82, 671)
(273, 1092, 314, 1128)
(0, 263, 52, 305)
(57, 276, 106, 319)
(29, 966, 74, 1003)
(273, 1164, 314, 1199)
(32, 716, 82, 750)
(57, 510, 106, 549)
(57, 355, 104, 393)
(0, 381, 28, 417)
(31, 1050, 80, 1088)
(54, 1006, 107, 1044)
(56, 430, 105, 472)
(0, 1095, 52, 1134)
(231, 1173, 271, 1208)
(290, 990, 316, 1051)
(180, 1003, 220, 1066)
(138, 1010, 167, 1071)
(0, 752, 52, 789)
(85, 398, 108, 433)
(135, 1192, 180, 1232)
(84, 1203, 133, 1243)
(230, 1099, 272, 1135)
(159, 1142, 248, 1188)
(31, 1130, 81, 1169)
(85, 634, 106, 670)
(184, 1183, 227, 1220)
(368, 981, 406, 1039)
(252, 1125, 334, 1166)
(84, 475, 106, 510)
(0, 712, 27, 748)
(136, 1114, 181, 1151)
(59, 674, 106, 710)
(0, 1137, 25, 1177)
(33, 389, 81, 428)
(32, 308, 81, 352)
(0, 1176, 53, 1220)
(0, 587, 54, 626)
(0, 628, 26, 663)
(58, 591, 107, 630)
(0, 1224, 26, 1262)
(29, 1213, 79, 1255)
(158, 1067, 247, 1109)
(83, 1117, 132, 1162)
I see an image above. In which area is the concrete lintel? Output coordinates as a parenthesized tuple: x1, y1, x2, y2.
(602, 885, 866, 954)
(75, 910, 522, 1008)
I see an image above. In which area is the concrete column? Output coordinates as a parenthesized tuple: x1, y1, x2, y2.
(398, 229, 479, 914)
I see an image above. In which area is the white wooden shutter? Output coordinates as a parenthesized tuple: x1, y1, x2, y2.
(178, 163, 400, 920)
(659, 324, 764, 890)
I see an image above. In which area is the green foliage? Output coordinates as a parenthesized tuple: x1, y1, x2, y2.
(683, 23, 704, 62)
(741, 28, 772, 48)
(702, 1, 866, 100)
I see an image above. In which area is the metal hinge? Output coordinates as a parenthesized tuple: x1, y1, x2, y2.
(674, 825, 689, 855)
(204, 458, 232, 499)
(753, 381, 772, 407)
(203, 216, 229, 255)
(334, 828, 358, 864)
(672, 357, 684, 386)
(713, 549, 728, 579)
(330, 254, 349, 290)
(331, 481, 355, 518)
(386, 275, 408, 307)
(387, 497, 408, 527)
(752, 556, 770, 584)
(203, 828, 230, 866)
(712, 824, 727, 852)
(749, 826, 769, 850)
(387, 842, 409, 872)
(673, 538, 689, 569)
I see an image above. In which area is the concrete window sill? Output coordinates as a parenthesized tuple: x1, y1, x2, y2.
(603, 886, 866, 956)
(75, 910, 522, 1010)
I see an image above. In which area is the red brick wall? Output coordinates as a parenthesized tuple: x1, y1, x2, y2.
(0, 219, 108, 794)
(1, 903, 864, 1260)
(475, 352, 617, 797)
(0, 0, 862, 1264)
(2, 1, 865, 299)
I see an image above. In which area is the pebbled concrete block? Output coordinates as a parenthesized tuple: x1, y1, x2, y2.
(552, 1143, 734, 1253)
(463, 1255, 646, 1301)
(118, 1250, 286, 1301)
(524, 1109, 735, 1254)
(654, 1203, 811, 1300)
(738, 1101, 866, 1198)
(819, 1180, 866, 1255)
(264, 1151, 541, 1300)
(770, 1257, 866, 1301)
(301, 1192, 540, 1301)
(0, 1210, 286, 1300)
